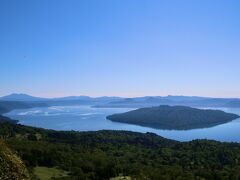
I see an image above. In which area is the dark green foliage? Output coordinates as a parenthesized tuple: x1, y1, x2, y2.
(107, 105, 239, 130)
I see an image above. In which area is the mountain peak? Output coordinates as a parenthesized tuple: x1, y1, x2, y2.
(0, 93, 45, 101)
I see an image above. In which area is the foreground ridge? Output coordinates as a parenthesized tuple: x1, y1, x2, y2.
(0, 139, 29, 180)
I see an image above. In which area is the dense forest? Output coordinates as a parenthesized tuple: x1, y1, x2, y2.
(107, 105, 239, 130)
(0, 115, 240, 179)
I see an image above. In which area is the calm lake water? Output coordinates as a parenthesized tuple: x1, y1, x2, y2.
(4, 106, 240, 142)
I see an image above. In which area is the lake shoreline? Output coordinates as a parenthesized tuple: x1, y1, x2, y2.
(4, 105, 240, 143)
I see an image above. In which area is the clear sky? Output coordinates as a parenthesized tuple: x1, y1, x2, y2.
(0, 0, 240, 98)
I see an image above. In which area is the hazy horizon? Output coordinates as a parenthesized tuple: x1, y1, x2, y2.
(1, 92, 240, 99)
(1, 0, 240, 98)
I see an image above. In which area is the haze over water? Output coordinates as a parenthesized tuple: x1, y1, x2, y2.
(5, 106, 240, 143)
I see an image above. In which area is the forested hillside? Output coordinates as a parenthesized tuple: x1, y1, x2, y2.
(0, 139, 29, 179)
(0, 115, 240, 179)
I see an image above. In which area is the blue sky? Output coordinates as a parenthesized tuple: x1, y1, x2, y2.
(0, 0, 240, 98)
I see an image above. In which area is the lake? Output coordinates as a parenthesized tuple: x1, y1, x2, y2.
(4, 106, 240, 142)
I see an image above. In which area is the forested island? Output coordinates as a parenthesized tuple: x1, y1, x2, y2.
(107, 105, 239, 130)
(1, 115, 240, 179)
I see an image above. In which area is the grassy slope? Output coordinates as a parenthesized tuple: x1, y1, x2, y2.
(33, 166, 69, 180)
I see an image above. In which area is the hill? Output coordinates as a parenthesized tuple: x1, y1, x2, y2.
(95, 96, 240, 108)
(0, 115, 240, 179)
(0, 93, 47, 101)
(0, 93, 122, 104)
(0, 101, 48, 114)
(107, 105, 240, 130)
(2, 93, 240, 108)
(0, 118, 240, 179)
(0, 140, 29, 179)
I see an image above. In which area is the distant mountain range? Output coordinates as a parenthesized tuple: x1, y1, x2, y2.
(94, 96, 240, 108)
(1, 93, 240, 108)
(0, 93, 121, 103)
